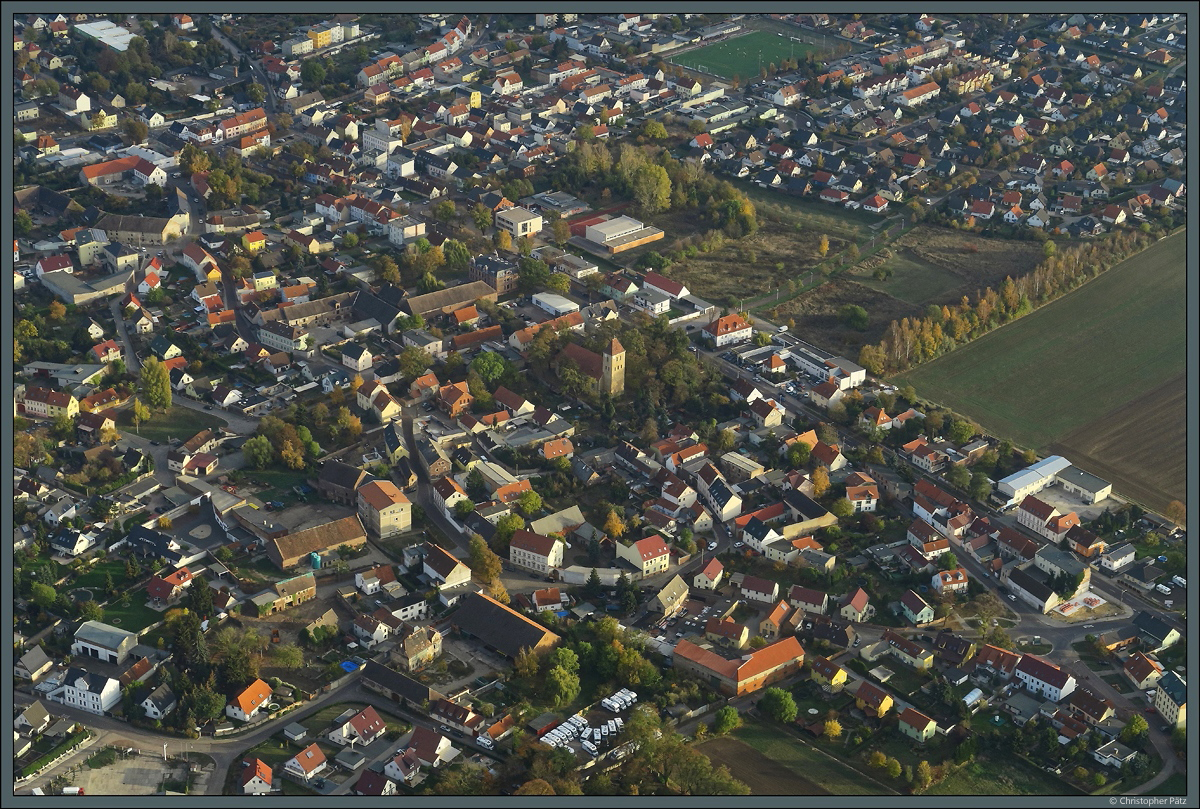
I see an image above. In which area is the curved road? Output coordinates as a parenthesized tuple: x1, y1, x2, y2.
(18, 677, 364, 794)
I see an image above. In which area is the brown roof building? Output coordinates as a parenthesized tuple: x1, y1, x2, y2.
(267, 516, 367, 569)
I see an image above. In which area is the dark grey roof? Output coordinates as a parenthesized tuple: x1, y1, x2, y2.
(362, 661, 442, 704)
(1008, 566, 1054, 603)
(783, 489, 829, 521)
(450, 592, 559, 660)
(1131, 611, 1176, 644)
(319, 460, 367, 491)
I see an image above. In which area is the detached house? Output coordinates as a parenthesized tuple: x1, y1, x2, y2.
(616, 535, 671, 577)
(226, 678, 274, 721)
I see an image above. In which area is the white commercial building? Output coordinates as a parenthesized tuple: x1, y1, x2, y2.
(531, 292, 580, 317)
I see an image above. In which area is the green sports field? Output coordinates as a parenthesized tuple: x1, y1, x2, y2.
(671, 31, 821, 79)
(897, 230, 1186, 508)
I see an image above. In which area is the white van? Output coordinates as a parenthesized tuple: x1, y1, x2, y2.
(1172, 576, 1186, 588)
(581, 740, 598, 756)
(1156, 583, 1172, 595)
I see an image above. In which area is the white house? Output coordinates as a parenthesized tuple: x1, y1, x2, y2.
(1015, 655, 1076, 702)
(694, 558, 723, 590)
(285, 743, 328, 782)
(48, 668, 121, 715)
(140, 684, 177, 720)
(226, 678, 273, 721)
(509, 530, 565, 575)
(615, 535, 671, 577)
(932, 568, 970, 596)
(342, 343, 373, 372)
(329, 706, 387, 747)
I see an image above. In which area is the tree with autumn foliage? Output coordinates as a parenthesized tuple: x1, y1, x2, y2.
(811, 466, 831, 498)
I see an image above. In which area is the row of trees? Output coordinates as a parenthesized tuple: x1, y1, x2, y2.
(859, 230, 1156, 374)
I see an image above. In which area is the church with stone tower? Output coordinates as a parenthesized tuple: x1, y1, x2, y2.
(554, 337, 625, 397)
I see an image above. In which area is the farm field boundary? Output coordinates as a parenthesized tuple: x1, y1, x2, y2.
(897, 230, 1185, 508)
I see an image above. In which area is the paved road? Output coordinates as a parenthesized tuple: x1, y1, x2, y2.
(108, 297, 141, 374)
(18, 676, 363, 794)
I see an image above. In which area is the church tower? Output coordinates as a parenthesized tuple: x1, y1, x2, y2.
(601, 338, 625, 397)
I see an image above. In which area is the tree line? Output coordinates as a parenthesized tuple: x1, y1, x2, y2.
(858, 230, 1156, 374)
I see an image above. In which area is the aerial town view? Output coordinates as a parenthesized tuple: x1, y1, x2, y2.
(10, 10, 1191, 799)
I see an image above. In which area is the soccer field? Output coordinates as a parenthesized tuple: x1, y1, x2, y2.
(671, 31, 820, 79)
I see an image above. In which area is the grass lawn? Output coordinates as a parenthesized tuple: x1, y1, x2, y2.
(102, 599, 163, 632)
(897, 230, 1186, 452)
(249, 469, 312, 505)
(864, 732, 955, 772)
(739, 181, 876, 241)
(117, 404, 227, 444)
(1100, 674, 1132, 694)
(877, 665, 930, 697)
(671, 30, 822, 79)
(733, 719, 890, 795)
(282, 780, 319, 795)
(1145, 772, 1187, 795)
(926, 755, 1080, 795)
(223, 735, 297, 793)
(71, 558, 130, 591)
(856, 247, 964, 305)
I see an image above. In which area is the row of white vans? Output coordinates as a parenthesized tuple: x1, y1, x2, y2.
(600, 688, 639, 713)
(540, 689, 640, 757)
(541, 713, 626, 757)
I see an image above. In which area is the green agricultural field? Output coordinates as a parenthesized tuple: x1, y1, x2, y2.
(672, 31, 820, 79)
(897, 231, 1186, 501)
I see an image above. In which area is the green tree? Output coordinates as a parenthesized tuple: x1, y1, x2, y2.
(471, 203, 493, 232)
(886, 758, 903, 779)
(915, 760, 933, 791)
(300, 60, 325, 87)
(399, 346, 431, 379)
(470, 352, 509, 386)
(30, 582, 56, 610)
(1120, 714, 1148, 745)
(830, 498, 854, 519)
(631, 163, 671, 214)
(948, 419, 975, 444)
(122, 117, 149, 144)
(15, 210, 34, 238)
(711, 705, 740, 735)
(838, 304, 870, 331)
(516, 489, 543, 516)
(243, 435, 273, 469)
(642, 120, 668, 139)
(271, 643, 304, 669)
(493, 513, 525, 547)
(758, 687, 797, 723)
(139, 356, 172, 410)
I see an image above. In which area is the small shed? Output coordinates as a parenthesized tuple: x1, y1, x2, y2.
(283, 722, 308, 742)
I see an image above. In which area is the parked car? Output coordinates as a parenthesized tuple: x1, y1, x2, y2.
(707, 541, 718, 551)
